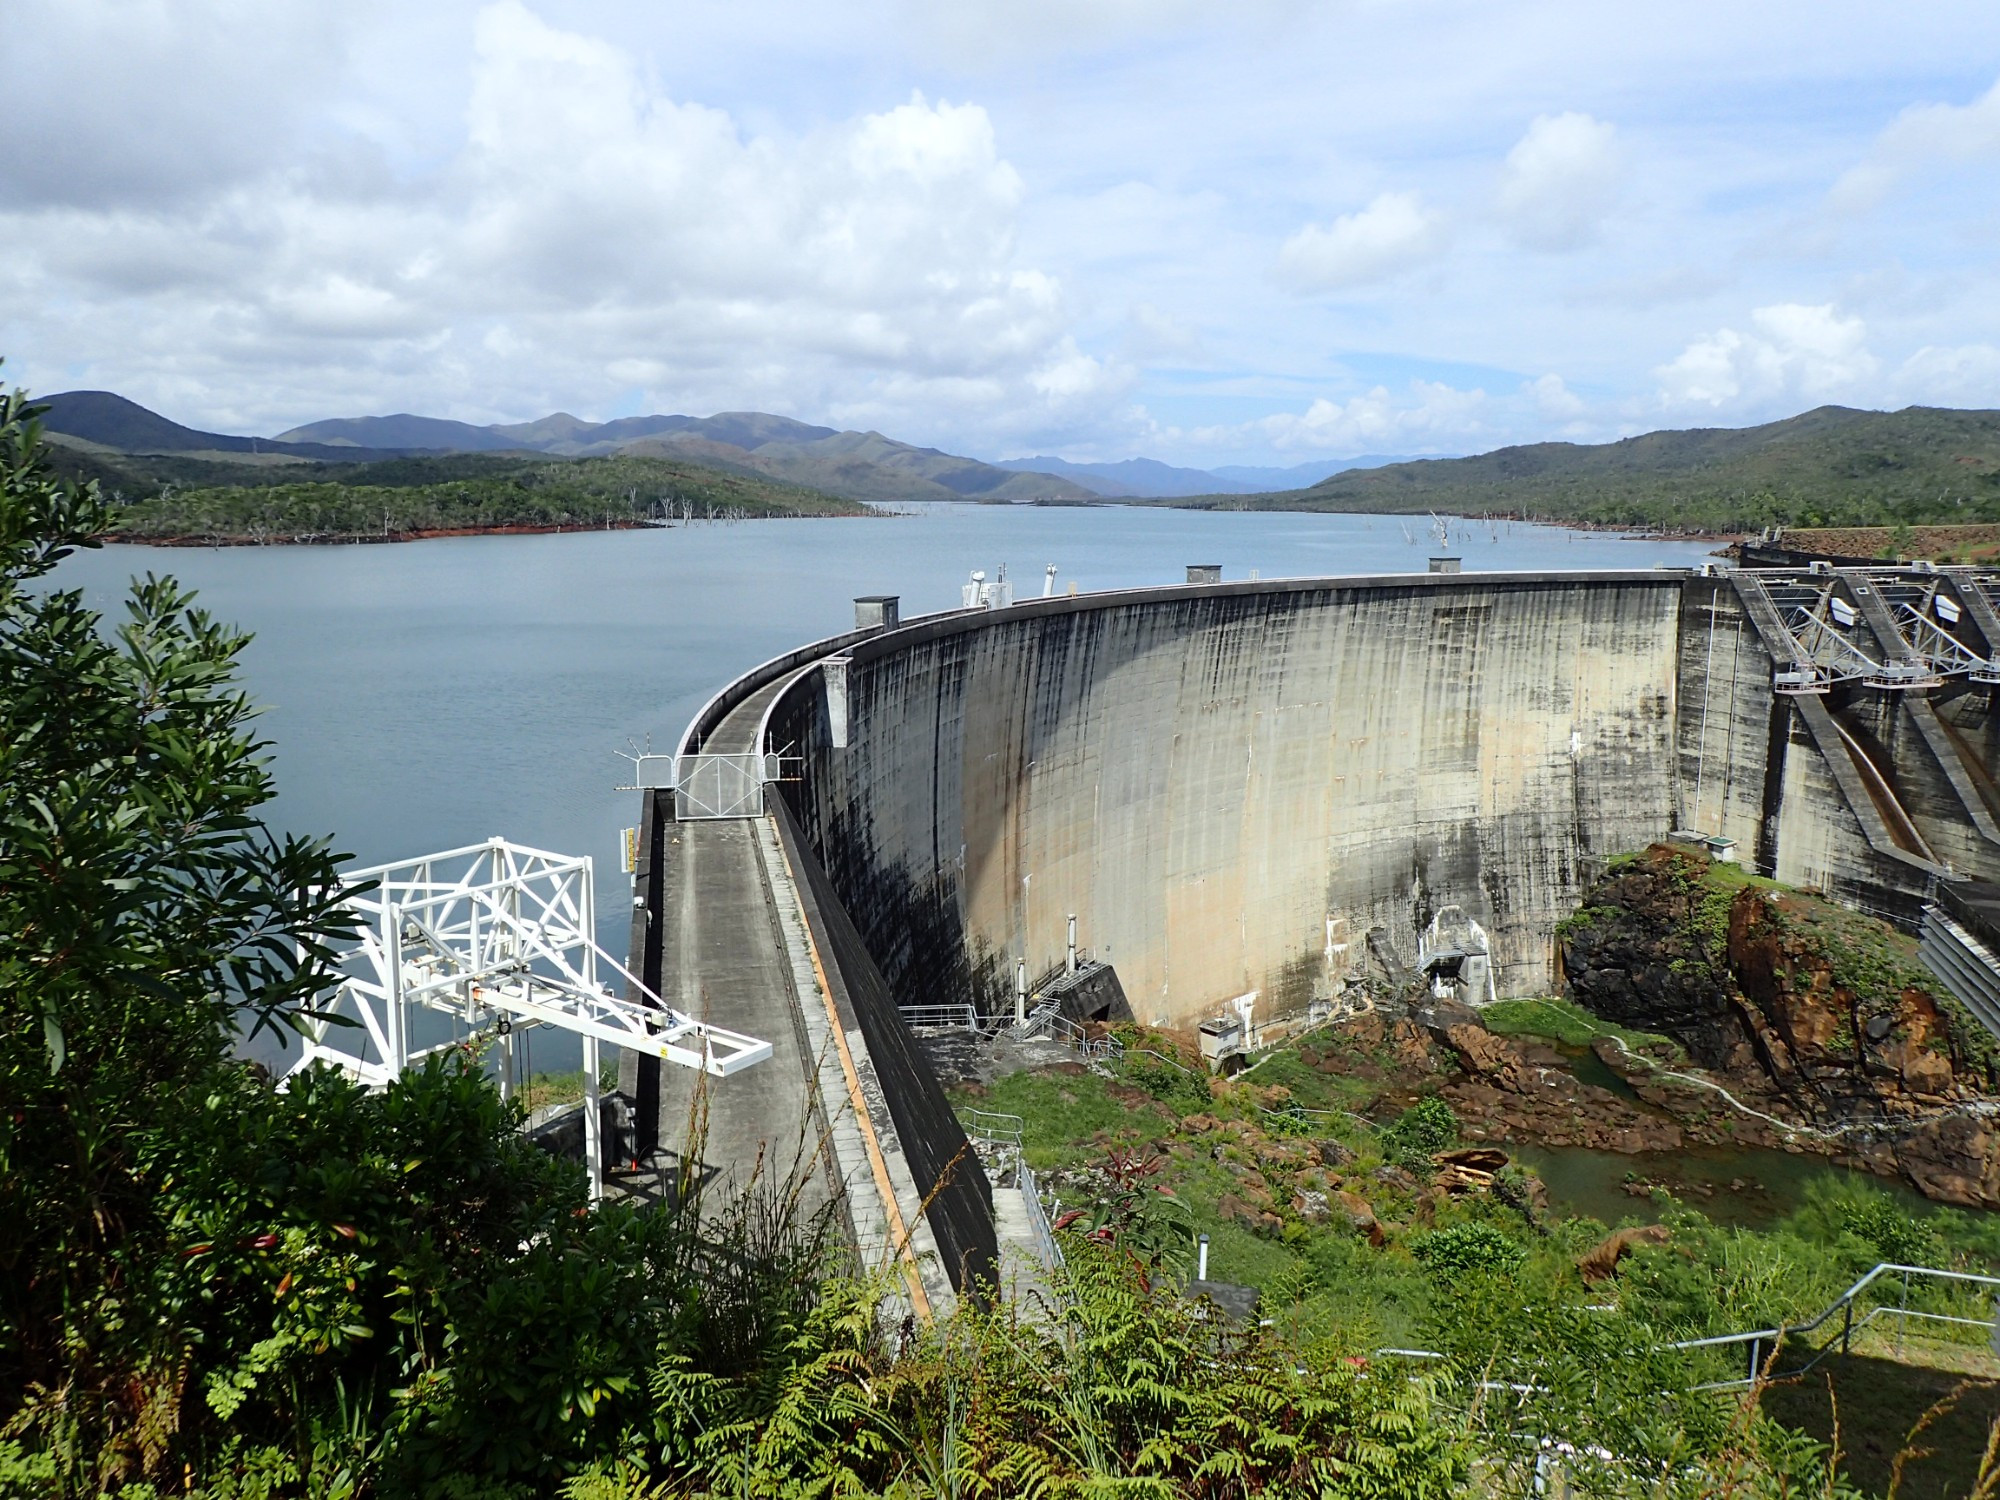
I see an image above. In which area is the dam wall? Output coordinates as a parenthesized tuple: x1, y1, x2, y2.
(766, 571, 1690, 1029)
(639, 562, 2000, 1292)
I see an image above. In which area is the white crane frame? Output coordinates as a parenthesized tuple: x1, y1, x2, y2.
(285, 836, 771, 1197)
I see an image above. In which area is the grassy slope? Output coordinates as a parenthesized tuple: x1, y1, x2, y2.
(96, 451, 867, 540)
(1168, 405, 2000, 532)
(963, 1017, 2000, 1495)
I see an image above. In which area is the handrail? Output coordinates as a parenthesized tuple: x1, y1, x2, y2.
(1019, 1160, 1065, 1275)
(899, 1003, 985, 1032)
(963, 1108, 1025, 1149)
(1377, 1261, 1999, 1391)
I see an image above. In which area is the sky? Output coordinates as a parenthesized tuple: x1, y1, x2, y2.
(2, 1, 1998, 468)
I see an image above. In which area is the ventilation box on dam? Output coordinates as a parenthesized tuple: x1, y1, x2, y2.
(692, 565, 2000, 1037)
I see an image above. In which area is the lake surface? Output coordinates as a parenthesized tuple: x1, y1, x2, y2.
(54, 503, 1720, 1071)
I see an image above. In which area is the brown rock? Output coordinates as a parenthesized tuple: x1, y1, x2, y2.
(1389, 1020, 1438, 1073)
(1893, 1113, 2000, 1209)
(1434, 1146, 1509, 1171)
(1898, 1044, 1954, 1096)
(1334, 1190, 1386, 1246)
(1372, 1163, 1421, 1194)
(1442, 1023, 1515, 1077)
(1348, 1012, 1388, 1049)
(1577, 1224, 1670, 1284)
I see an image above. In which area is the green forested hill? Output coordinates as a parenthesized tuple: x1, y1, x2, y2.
(97, 451, 868, 542)
(1181, 405, 2000, 532)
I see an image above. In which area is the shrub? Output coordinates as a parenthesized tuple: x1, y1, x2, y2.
(1411, 1222, 1525, 1280)
(1123, 1052, 1212, 1113)
(1382, 1095, 1457, 1166)
(1839, 1193, 1944, 1267)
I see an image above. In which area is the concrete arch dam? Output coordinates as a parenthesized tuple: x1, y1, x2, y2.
(631, 564, 2000, 1306)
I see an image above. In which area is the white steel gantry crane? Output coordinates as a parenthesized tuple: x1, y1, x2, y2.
(283, 837, 771, 1199)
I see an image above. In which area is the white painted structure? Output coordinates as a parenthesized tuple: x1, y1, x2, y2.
(286, 837, 772, 1198)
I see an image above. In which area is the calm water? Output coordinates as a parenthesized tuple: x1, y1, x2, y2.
(55, 503, 1719, 1070)
(1505, 1140, 1947, 1231)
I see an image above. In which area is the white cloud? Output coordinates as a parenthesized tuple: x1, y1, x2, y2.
(1197, 380, 1489, 455)
(0, 0, 360, 209)
(896, 0, 1301, 65)
(1832, 76, 2000, 213)
(1496, 112, 1622, 252)
(1891, 343, 2000, 406)
(1, 1, 1113, 444)
(1656, 303, 1877, 409)
(1526, 373, 1585, 418)
(1277, 192, 1445, 293)
(1121, 303, 1203, 361)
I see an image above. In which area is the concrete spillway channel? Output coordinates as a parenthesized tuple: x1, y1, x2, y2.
(620, 564, 2000, 1315)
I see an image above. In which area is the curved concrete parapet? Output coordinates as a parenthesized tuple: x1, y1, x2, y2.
(764, 570, 1693, 1027)
(751, 567, 2000, 1027)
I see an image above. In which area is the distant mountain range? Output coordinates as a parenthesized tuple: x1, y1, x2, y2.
(35, 391, 1435, 505)
(1197, 404, 2000, 533)
(32, 390, 425, 464)
(990, 454, 1424, 497)
(37, 394, 1096, 506)
(48, 388, 1984, 533)
(274, 409, 1106, 505)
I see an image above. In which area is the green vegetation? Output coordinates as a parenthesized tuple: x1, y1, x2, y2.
(959, 1025, 2000, 1495)
(6, 380, 1998, 1495)
(1168, 404, 2000, 534)
(1483, 996, 1682, 1057)
(98, 451, 866, 542)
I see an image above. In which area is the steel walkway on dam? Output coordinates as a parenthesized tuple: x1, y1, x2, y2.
(625, 670, 980, 1317)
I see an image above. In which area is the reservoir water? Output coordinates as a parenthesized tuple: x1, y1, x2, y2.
(55, 503, 1720, 1071)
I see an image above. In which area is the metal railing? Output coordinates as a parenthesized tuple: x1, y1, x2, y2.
(1018, 1159, 1065, 1275)
(674, 752, 768, 819)
(1376, 1261, 1999, 1392)
(1664, 1262, 2000, 1390)
(898, 1003, 987, 1032)
(1041, 1012, 1124, 1062)
(1012, 1001, 1122, 1059)
(963, 1107, 1024, 1150)
(1013, 998, 1062, 1037)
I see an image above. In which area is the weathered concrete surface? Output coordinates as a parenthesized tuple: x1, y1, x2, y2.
(769, 572, 1687, 1028)
(623, 669, 982, 1311)
(642, 564, 2000, 1286)
(648, 817, 824, 1198)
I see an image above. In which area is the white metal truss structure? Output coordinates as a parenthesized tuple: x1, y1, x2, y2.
(287, 837, 773, 1197)
(1742, 568, 2000, 694)
(1858, 570, 2000, 684)
(1752, 574, 1937, 694)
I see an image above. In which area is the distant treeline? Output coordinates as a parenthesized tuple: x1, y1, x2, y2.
(93, 453, 868, 542)
(1168, 404, 2000, 534)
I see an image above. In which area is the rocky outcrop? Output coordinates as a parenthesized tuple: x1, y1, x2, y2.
(1559, 844, 2000, 1208)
